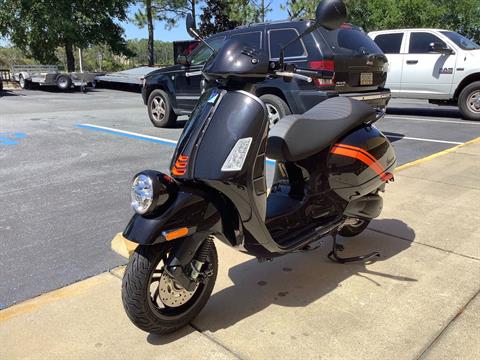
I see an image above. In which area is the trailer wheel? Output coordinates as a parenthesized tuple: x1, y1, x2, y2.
(19, 74, 30, 90)
(56, 75, 72, 90)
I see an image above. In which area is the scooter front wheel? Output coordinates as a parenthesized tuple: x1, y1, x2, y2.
(121, 241, 218, 334)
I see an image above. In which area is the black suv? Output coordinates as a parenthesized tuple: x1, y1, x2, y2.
(142, 20, 390, 128)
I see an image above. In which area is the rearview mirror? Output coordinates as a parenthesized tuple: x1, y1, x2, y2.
(186, 14, 196, 39)
(315, 0, 347, 31)
(429, 42, 453, 54)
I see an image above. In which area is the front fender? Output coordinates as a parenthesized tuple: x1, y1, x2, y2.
(123, 186, 222, 245)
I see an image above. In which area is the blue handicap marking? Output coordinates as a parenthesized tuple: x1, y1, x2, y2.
(0, 132, 28, 145)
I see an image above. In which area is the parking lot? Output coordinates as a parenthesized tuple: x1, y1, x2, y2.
(1, 88, 480, 309)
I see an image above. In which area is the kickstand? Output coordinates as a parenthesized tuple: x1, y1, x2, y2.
(328, 231, 380, 264)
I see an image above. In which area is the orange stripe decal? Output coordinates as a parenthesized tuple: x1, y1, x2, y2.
(331, 144, 392, 182)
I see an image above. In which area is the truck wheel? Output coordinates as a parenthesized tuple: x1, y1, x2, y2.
(148, 90, 178, 128)
(260, 94, 291, 128)
(56, 75, 72, 90)
(19, 75, 30, 90)
(458, 81, 480, 121)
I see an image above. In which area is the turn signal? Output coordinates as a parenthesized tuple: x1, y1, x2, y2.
(163, 227, 189, 241)
(172, 154, 189, 176)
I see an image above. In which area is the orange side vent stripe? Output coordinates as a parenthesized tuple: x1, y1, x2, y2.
(331, 145, 387, 180)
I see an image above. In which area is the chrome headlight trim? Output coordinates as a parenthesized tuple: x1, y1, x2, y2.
(131, 174, 154, 215)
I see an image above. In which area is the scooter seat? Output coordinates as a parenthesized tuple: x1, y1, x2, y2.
(267, 97, 376, 162)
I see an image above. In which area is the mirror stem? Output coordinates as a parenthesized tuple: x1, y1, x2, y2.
(278, 22, 317, 70)
(189, 28, 215, 52)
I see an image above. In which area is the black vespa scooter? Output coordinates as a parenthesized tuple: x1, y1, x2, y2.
(120, 0, 397, 334)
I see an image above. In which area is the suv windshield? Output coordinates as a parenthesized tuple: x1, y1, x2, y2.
(441, 31, 480, 50)
(321, 28, 383, 55)
(188, 37, 226, 65)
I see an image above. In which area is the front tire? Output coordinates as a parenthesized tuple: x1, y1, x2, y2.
(147, 89, 178, 128)
(458, 81, 480, 121)
(122, 241, 218, 334)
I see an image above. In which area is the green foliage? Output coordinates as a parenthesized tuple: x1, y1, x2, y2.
(347, 0, 480, 43)
(281, 0, 315, 18)
(0, 47, 37, 68)
(281, 0, 480, 43)
(0, 0, 134, 71)
(199, 0, 241, 36)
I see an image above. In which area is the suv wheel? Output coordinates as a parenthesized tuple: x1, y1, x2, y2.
(260, 94, 291, 127)
(148, 90, 178, 128)
(458, 81, 480, 121)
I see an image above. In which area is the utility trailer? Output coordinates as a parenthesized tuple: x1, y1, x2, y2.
(11, 65, 102, 90)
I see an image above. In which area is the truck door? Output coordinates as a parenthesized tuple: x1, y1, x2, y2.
(401, 31, 457, 98)
(175, 36, 226, 112)
(372, 32, 405, 94)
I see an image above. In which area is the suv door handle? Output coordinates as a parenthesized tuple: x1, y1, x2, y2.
(406, 60, 418, 65)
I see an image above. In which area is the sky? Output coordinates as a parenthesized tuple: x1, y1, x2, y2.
(125, 1, 288, 42)
(0, 1, 289, 47)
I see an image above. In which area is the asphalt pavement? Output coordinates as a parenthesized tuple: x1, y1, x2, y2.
(1, 88, 479, 309)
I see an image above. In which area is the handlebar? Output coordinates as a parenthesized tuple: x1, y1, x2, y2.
(275, 67, 335, 83)
(294, 68, 335, 79)
(275, 71, 313, 83)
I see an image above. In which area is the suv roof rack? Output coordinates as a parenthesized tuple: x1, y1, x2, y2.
(235, 18, 311, 29)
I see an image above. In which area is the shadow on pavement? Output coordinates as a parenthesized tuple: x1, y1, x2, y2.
(383, 132, 405, 142)
(0, 90, 25, 97)
(147, 326, 197, 345)
(387, 106, 462, 119)
(194, 218, 415, 334)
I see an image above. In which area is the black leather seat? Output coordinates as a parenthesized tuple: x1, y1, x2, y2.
(267, 97, 376, 162)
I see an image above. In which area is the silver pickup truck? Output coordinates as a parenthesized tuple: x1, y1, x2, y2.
(369, 29, 480, 120)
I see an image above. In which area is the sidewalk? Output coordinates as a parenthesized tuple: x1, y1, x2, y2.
(1, 140, 479, 360)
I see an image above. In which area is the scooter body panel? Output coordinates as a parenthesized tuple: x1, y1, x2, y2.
(328, 125, 396, 201)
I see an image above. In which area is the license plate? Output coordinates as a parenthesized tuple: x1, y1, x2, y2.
(360, 72, 373, 86)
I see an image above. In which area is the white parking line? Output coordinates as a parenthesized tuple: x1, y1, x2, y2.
(78, 123, 463, 148)
(387, 134, 463, 145)
(385, 116, 480, 125)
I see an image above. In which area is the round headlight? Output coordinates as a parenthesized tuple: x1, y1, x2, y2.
(131, 174, 154, 214)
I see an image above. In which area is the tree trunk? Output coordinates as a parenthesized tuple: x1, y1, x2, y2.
(65, 42, 75, 72)
(191, 0, 196, 28)
(146, 0, 155, 66)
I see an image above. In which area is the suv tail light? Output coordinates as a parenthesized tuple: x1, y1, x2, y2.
(309, 60, 336, 88)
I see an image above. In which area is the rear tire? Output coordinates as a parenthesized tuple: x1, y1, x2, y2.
(339, 220, 371, 237)
(260, 94, 291, 128)
(56, 75, 72, 90)
(147, 89, 178, 128)
(122, 241, 218, 334)
(458, 81, 480, 121)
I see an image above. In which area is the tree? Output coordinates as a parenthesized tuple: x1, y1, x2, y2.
(228, 0, 272, 25)
(132, 0, 157, 66)
(281, 0, 315, 19)
(199, 0, 241, 36)
(133, 0, 199, 66)
(0, 0, 133, 72)
(281, 0, 480, 43)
